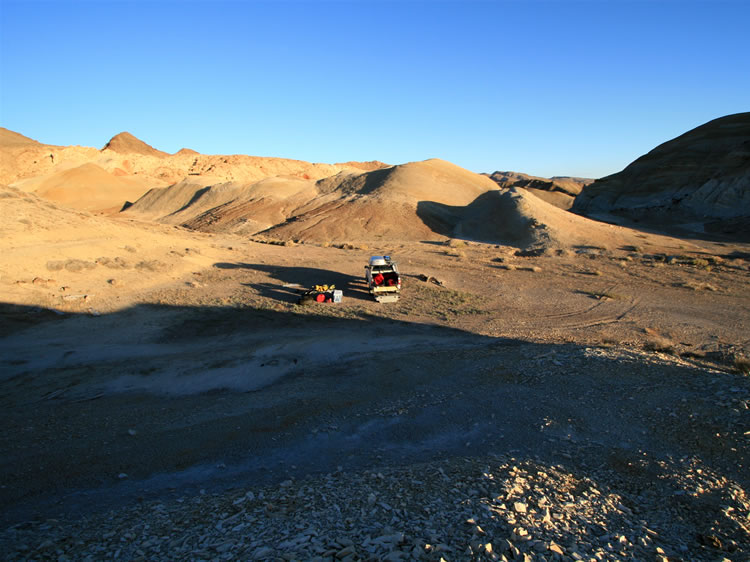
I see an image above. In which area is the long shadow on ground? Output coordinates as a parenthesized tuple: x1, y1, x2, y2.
(0, 300, 748, 555)
(214, 262, 373, 302)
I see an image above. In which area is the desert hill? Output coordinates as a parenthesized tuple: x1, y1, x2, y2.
(418, 186, 665, 251)
(334, 160, 390, 172)
(11, 162, 159, 213)
(0, 128, 97, 189)
(486, 171, 593, 210)
(0, 127, 43, 147)
(102, 131, 170, 158)
(123, 157, 662, 251)
(0, 129, 392, 212)
(124, 174, 319, 236)
(258, 159, 495, 243)
(573, 112, 750, 234)
(124, 159, 501, 242)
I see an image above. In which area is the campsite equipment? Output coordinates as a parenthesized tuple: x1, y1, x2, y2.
(297, 284, 342, 305)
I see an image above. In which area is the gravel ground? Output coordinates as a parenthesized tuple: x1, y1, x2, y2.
(1, 452, 748, 561)
(1, 344, 748, 561)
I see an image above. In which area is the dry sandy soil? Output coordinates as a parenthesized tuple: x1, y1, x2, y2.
(0, 128, 749, 561)
(1, 222, 749, 560)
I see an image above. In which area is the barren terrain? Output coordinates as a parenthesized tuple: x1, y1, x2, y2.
(1, 125, 749, 561)
(2, 227, 749, 560)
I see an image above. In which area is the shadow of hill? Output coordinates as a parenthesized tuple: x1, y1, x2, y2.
(0, 299, 748, 553)
(416, 191, 535, 246)
(213, 262, 372, 302)
(569, 206, 750, 244)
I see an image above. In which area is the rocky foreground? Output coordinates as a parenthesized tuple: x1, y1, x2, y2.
(2, 345, 748, 561)
(1, 451, 748, 561)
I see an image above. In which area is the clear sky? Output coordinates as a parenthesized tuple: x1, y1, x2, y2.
(1, 0, 748, 178)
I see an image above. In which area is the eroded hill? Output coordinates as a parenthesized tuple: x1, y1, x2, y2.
(573, 112, 750, 238)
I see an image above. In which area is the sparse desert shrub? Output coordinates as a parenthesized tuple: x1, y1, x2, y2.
(446, 238, 466, 248)
(678, 281, 717, 291)
(689, 258, 710, 269)
(735, 356, 750, 375)
(46, 261, 65, 271)
(48, 259, 96, 272)
(135, 260, 165, 272)
(515, 247, 546, 257)
(643, 335, 676, 354)
(577, 290, 620, 300)
(621, 245, 642, 253)
(97, 256, 131, 269)
(444, 249, 465, 259)
(250, 236, 286, 246)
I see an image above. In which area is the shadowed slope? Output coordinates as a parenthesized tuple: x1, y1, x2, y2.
(574, 113, 750, 225)
(487, 171, 594, 210)
(419, 187, 681, 250)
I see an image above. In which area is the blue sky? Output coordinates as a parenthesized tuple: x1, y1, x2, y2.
(1, 0, 748, 178)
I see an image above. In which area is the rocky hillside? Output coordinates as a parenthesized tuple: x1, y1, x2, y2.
(573, 113, 750, 235)
(486, 171, 593, 210)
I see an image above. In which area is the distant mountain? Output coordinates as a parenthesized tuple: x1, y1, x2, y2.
(334, 160, 390, 172)
(102, 132, 170, 158)
(573, 113, 750, 235)
(485, 171, 593, 210)
(0, 128, 43, 147)
(0, 127, 375, 202)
